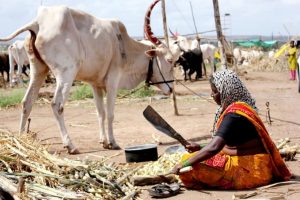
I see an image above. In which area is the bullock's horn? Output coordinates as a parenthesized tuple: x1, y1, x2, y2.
(144, 0, 161, 46)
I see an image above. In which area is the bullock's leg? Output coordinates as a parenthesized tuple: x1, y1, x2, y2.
(17, 64, 24, 86)
(91, 86, 108, 146)
(19, 62, 48, 133)
(9, 63, 14, 87)
(184, 70, 188, 81)
(4, 68, 9, 83)
(202, 62, 207, 77)
(51, 72, 78, 154)
(196, 61, 202, 80)
(0, 73, 6, 89)
(183, 66, 188, 81)
(22, 65, 30, 77)
(106, 84, 121, 150)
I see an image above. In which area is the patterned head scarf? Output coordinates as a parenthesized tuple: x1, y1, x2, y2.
(211, 69, 257, 135)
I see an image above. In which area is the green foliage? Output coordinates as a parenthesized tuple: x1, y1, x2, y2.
(70, 83, 156, 101)
(117, 86, 156, 98)
(70, 84, 93, 101)
(0, 88, 26, 108)
(0, 83, 156, 108)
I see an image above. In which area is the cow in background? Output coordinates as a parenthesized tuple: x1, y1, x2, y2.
(0, 52, 29, 85)
(175, 48, 203, 81)
(191, 40, 217, 74)
(169, 35, 217, 76)
(0, 4, 174, 153)
(0, 53, 9, 83)
(8, 40, 30, 86)
(234, 47, 264, 65)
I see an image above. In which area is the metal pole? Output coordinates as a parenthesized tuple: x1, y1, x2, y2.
(161, 0, 179, 115)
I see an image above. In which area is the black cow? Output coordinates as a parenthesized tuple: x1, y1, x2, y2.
(0, 52, 30, 83)
(175, 48, 203, 81)
(0, 52, 9, 82)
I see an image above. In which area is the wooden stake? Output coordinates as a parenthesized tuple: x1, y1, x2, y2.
(161, 0, 179, 115)
(212, 0, 227, 70)
(26, 118, 31, 133)
(17, 177, 25, 193)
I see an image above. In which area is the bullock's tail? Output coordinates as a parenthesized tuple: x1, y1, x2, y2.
(0, 21, 38, 41)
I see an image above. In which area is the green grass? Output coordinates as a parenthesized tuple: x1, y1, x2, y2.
(0, 83, 156, 108)
(0, 88, 26, 108)
(117, 85, 156, 98)
(70, 84, 94, 101)
(70, 83, 156, 101)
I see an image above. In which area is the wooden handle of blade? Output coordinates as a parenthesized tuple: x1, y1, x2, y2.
(174, 132, 190, 147)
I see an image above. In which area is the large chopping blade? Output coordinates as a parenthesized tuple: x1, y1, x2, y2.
(143, 105, 190, 147)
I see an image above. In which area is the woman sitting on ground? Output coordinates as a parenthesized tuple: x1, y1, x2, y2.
(171, 69, 291, 189)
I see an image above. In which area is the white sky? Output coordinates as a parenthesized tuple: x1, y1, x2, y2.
(0, 0, 299, 39)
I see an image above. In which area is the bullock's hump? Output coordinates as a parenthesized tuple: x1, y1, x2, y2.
(36, 6, 72, 34)
(115, 21, 127, 34)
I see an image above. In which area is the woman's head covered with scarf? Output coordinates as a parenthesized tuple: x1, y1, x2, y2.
(210, 69, 257, 135)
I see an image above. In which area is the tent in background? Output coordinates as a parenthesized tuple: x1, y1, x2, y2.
(233, 39, 278, 49)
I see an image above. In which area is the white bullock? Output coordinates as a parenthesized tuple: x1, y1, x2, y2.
(268, 50, 275, 58)
(234, 48, 264, 65)
(168, 35, 192, 59)
(233, 47, 242, 64)
(0, 5, 175, 154)
(8, 40, 30, 86)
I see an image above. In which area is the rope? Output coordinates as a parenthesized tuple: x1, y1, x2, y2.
(175, 79, 214, 104)
(117, 84, 146, 99)
(176, 80, 300, 127)
(171, 0, 194, 32)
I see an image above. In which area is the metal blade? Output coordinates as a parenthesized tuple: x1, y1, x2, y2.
(143, 105, 189, 146)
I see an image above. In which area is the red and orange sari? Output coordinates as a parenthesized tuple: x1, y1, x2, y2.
(179, 102, 291, 190)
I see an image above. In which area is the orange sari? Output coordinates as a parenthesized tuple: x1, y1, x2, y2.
(179, 102, 291, 189)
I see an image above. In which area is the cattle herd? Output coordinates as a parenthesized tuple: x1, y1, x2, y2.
(0, 40, 30, 86)
(0, 3, 283, 154)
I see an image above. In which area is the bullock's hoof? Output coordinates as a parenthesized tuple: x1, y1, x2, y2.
(64, 146, 80, 154)
(99, 140, 104, 144)
(103, 142, 121, 150)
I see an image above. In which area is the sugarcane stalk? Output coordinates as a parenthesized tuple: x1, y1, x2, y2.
(6, 144, 28, 158)
(0, 175, 18, 197)
(117, 166, 142, 184)
(20, 160, 56, 176)
(277, 138, 290, 149)
(27, 183, 86, 199)
(121, 190, 139, 200)
(0, 159, 13, 173)
(93, 174, 125, 196)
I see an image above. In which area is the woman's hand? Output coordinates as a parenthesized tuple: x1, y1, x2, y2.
(170, 163, 183, 175)
(185, 142, 201, 153)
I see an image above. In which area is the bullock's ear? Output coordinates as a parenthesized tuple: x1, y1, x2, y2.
(145, 49, 157, 58)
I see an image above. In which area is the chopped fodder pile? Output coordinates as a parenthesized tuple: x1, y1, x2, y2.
(134, 153, 183, 177)
(0, 129, 140, 200)
(275, 137, 300, 161)
(1, 128, 297, 199)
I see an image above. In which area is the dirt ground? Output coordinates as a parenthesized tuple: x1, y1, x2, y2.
(0, 70, 300, 200)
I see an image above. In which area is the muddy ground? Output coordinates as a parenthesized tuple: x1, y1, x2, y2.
(0, 70, 300, 199)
